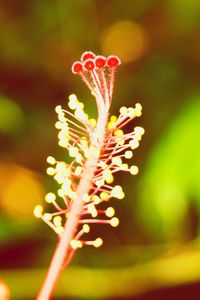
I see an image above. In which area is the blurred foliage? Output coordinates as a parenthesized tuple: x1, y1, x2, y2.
(138, 96, 200, 241)
(0, 0, 200, 299)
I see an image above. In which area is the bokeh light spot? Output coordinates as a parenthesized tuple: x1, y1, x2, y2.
(0, 163, 44, 218)
(0, 279, 10, 300)
(101, 20, 148, 63)
(0, 95, 25, 134)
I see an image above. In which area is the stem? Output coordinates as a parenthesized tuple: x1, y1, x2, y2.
(37, 107, 107, 300)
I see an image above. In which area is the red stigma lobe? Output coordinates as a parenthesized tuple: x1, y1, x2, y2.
(107, 56, 121, 68)
(84, 59, 95, 71)
(81, 51, 96, 62)
(71, 61, 83, 74)
(95, 56, 106, 68)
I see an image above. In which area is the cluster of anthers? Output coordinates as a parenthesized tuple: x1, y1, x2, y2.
(34, 51, 144, 251)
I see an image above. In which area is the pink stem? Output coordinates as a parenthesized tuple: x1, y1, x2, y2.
(37, 103, 107, 300)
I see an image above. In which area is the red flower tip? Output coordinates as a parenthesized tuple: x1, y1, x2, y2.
(81, 51, 96, 62)
(72, 61, 83, 74)
(107, 56, 121, 68)
(84, 59, 95, 71)
(95, 55, 106, 68)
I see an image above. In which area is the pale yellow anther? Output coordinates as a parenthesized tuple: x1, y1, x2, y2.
(83, 193, 90, 203)
(74, 166, 83, 176)
(47, 156, 56, 165)
(110, 217, 120, 227)
(98, 161, 107, 170)
(55, 226, 64, 234)
(53, 216, 62, 227)
(102, 169, 114, 184)
(80, 138, 88, 147)
(75, 108, 85, 120)
(75, 153, 83, 164)
(43, 213, 52, 221)
(68, 94, 79, 110)
(95, 179, 105, 187)
(135, 103, 142, 117)
(106, 207, 115, 217)
(91, 195, 101, 204)
(89, 118, 96, 128)
(94, 238, 103, 248)
(58, 139, 68, 148)
(102, 169, 112, 180)
(55, 121, 62, 129)
(69, 191, 77, 200)
(58, 131, 69, 145)
(69, 94, 77, 102)
(120, 106, 128, 116)
(100, 192, 110, 201)
(112, 157, 122, 166)
(34, 205, 43, 218)
(110, 115, 117, 122)
(114, 129, 124, 136)
(83, 147, 90, 158)
(105, 174, 114, 184)
(127, 107, 135, 118)
(118, 191, 125, 199)
(61, 179, 72, 193)
(130, 165, 139, 175)
(129, 140, 139, 150)
(120, 163, 129, 171)
(88, 204, 98, 217)
(83, 224, 90, 233)
(58, 113, 67, 122)
(125, 151, 133, 159)
(69, 146, 79, 158)
(56, 162, 66, 171)
(45, 192, 56, 203)
(46, 167, 56, 176)
(57, 189, 65, 197)
(107, 121, 116, 130)
(134, 126, 145, 135)
(116, 137, 125, 146)
(111, 185, 124, 199)
(55, 105, 62, 114)
(70, 239, 82, 249)
(60, 122, 68, 131)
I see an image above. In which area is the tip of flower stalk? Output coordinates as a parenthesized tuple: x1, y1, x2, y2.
(71, 51, 121, 103)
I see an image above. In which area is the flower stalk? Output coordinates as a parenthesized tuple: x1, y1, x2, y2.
(35, 51, 144, 299)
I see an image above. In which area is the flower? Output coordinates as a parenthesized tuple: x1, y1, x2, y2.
(34, 51, 144, 250)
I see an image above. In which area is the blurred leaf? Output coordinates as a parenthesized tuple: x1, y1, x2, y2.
(0, 95, 25, 134)
(138, 96, 200, 240)
(2, 241, 200, 299)
(168, 0, 200, 33)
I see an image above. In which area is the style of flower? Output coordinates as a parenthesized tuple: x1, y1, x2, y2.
(35, 51, 144, 299)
